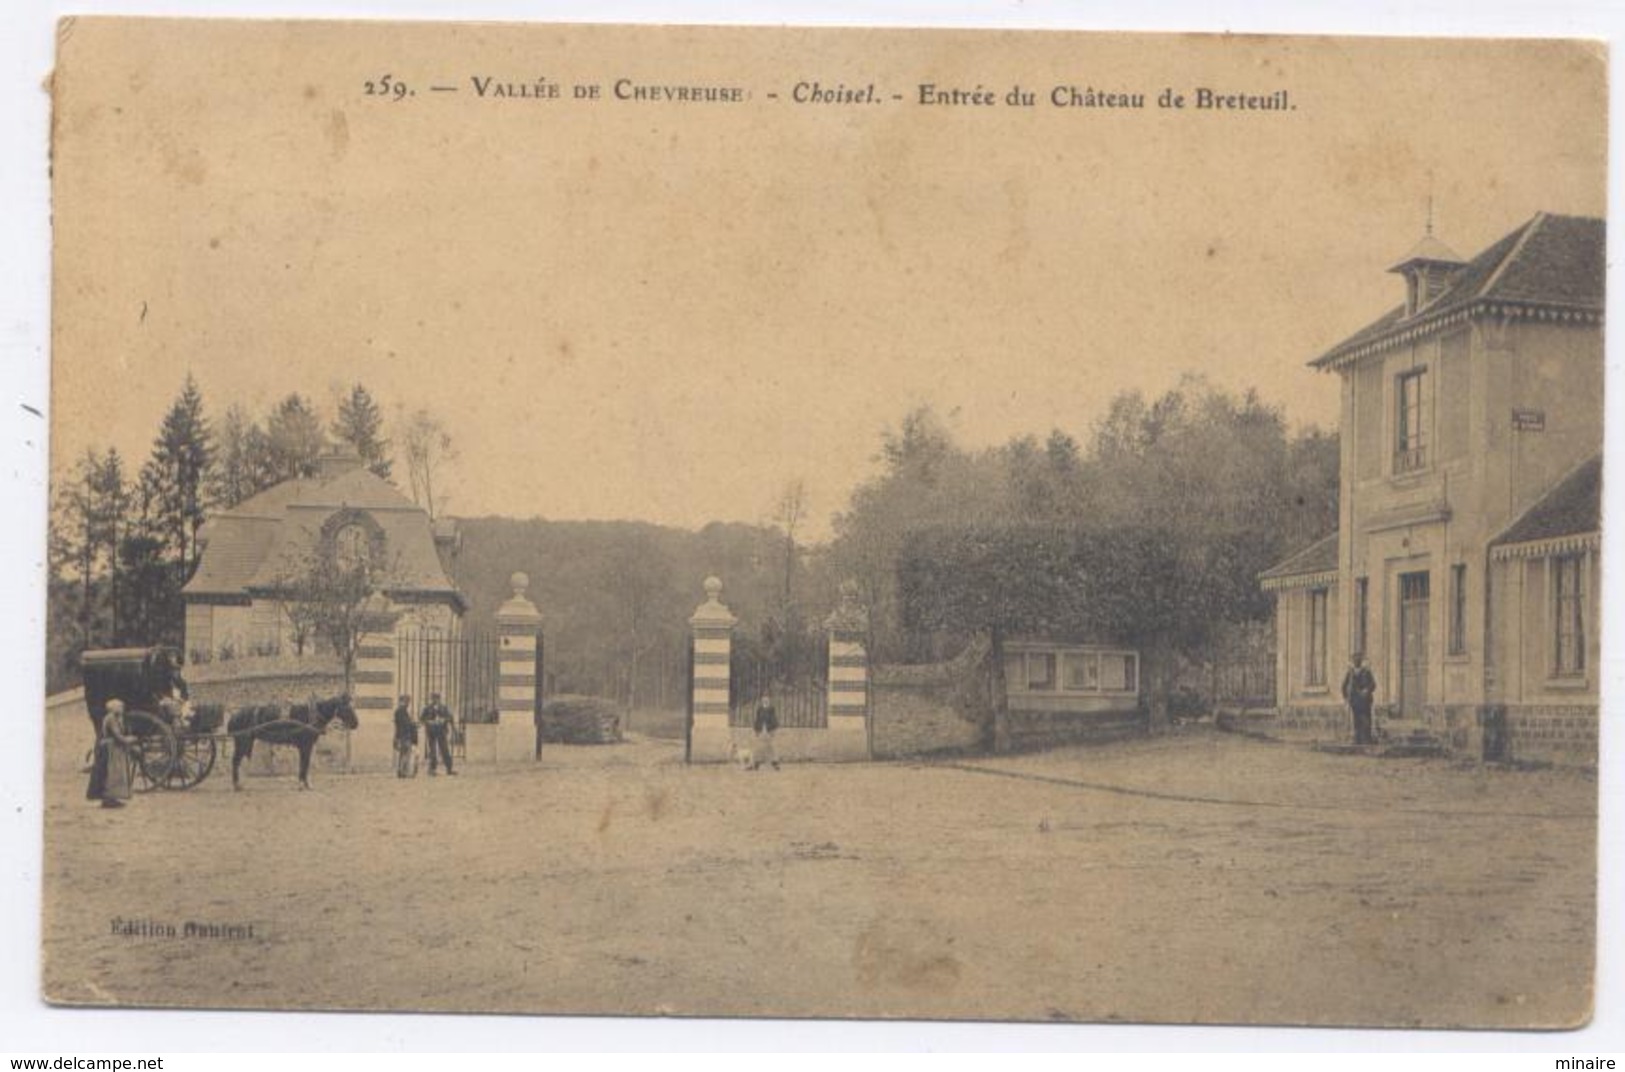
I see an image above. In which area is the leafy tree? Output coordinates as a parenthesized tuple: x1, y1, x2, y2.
(851, 379, 1340, 734)
(332, 383, 392, 480)
(401, 408, 456, 518)
(769, 477, 808, 609)
(268, 528, 398, 691)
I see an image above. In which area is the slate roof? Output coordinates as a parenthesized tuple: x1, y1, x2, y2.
(1492, 456, 1602, 548)
(1258, 532, 1340, 582)
(184, 467, 461, 602)
(1312, 213, 1605, 369)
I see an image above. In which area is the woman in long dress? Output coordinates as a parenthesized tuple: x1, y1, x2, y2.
(85, 698, 134, 808)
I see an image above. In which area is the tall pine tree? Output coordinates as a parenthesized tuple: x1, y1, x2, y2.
(145, 375, 214, 579)
(331, 383, 392, 480)
(211, 403, 280, 509)
(265, 393, 326, 482)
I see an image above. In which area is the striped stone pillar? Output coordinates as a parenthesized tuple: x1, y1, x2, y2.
(353, 594, 401, 710)
(689, 575, 737, 763)
(351, 594, 401, 771)
(824, 580, 870, 760)
(496, 572, 544, 760)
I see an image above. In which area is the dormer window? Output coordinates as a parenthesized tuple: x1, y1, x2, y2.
(1388, 233, 1466, 317)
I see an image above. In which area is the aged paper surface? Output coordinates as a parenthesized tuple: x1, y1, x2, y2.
(45, 18, 1605, 1027)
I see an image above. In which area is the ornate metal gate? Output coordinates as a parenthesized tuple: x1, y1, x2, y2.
(397, 629, 501, 752)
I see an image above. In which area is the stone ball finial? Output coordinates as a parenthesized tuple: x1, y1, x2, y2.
(703, 575, 724, 600)
(511, 571, 530, 598)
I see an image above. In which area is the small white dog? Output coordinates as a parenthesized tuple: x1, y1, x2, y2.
(729, 739, 755, 770)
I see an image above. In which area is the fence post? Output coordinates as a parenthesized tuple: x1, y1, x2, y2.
(689, 576, 736, 763)
(496, 571, 545, 763)
(824, 580, 870, 761)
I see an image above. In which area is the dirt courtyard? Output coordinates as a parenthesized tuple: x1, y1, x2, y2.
(40, 718, 1595, 1028)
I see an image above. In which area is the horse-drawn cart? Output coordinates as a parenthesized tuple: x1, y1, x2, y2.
(81, 647, 218, 791)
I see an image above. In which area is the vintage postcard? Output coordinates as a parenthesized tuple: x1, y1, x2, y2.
(43, 18, 1605, 1027)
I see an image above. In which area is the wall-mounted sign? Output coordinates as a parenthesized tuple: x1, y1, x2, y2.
(1512, 408, 1546, 432)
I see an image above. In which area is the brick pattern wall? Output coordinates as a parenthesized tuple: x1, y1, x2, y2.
(1226, 701, 1596, 768)
(1503, 704, 1598, 768)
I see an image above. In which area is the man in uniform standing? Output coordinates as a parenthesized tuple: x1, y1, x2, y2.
(421, 692, 457, 776)
(1341, 654, 1378, 746)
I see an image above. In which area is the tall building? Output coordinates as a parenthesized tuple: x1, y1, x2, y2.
(1261, 212, 1603, 765)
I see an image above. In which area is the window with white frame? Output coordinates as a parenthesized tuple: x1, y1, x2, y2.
(1307, 588, 1329, 687)
(1553, 554, 1586, 677)
(1062, 651, 1099, 691)
(1008, 646, 1138, 695)
(1026, 652, 1056, 691)
(1100, 652, 1137, 693)
(1395, 367, 1430, 474)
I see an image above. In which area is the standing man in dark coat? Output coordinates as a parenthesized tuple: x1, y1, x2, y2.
(421, 692, 457, 776)
(393, 694, 418, 778)
(1341, 654, 1378, 746)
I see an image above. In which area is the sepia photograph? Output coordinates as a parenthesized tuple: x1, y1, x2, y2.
(32, 13, 1609, 1035)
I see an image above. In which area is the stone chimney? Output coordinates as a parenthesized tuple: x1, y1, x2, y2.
(316, 442, 365, 480)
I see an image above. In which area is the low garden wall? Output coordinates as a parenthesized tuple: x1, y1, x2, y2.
(869, 638, 991, 759)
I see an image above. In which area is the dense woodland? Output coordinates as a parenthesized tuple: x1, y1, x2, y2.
(48, 371, 1338, 720)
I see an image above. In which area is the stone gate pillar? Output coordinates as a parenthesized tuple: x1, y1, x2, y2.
(689, 575, 736, 763)
(349, 593, 401, 771)
(824, 580, 871, 760)
(496, 571, 545, 762)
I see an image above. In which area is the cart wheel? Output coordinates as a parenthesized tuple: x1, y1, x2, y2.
(124, 709, 177, 793)
(166, 736, 218, 790)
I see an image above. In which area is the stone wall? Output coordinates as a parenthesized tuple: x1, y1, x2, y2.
(869, 638, 990, 759)
(870, 680, 985, 758)
(1218, 703, 1344, 742)
(1501, 704, 1598, 768)
(186, 655, 381, 774)
(1223, 701, 1596, 769)
(1006, 707, 1146, 750)
(186, 654, 346, 709)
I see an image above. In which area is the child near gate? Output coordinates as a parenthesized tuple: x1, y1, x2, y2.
(752, 690, 780, 771)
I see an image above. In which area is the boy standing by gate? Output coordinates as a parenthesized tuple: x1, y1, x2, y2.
(752, 690, 780, 771)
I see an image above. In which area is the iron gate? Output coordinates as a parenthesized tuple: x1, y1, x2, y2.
(730, 647, 828, 729)
(397, 630, 501, 755)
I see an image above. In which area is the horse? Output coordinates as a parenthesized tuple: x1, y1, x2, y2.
(227, 694, 359, 790)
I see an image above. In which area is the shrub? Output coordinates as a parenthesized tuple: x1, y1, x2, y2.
(539, 695, 623, 745)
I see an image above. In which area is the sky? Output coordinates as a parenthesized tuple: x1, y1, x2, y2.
(48, 23, 1608, 540)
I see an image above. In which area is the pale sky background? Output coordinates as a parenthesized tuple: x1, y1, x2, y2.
(50, 24, 1607, 543)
